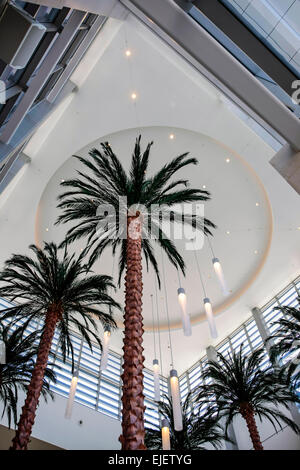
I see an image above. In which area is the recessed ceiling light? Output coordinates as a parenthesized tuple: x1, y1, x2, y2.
(131, 92, 137, 100)
(169, 133, 175, 140)
(254, 250, 258, 254)
(125, 49, 131, 57)
(61, 179, 65, 183)
(226, 231, 230, 235)
(226, 158, 230, 163)
(202, 185, 206, 189)
(255, 202, 259, 207)
(46, 228, 49, 232)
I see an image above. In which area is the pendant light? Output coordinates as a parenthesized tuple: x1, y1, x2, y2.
(193, 244, 218, 339)
(177, 271, 192, 336)
(161, 418, 171, 450)
(100, 325, 111, 371)
(0, 340, 5, 364)
(161, 249, 183, 431)
(65, 338, 83, 419)
(151, 294, 160, 402)
(208, 237, 229, 297)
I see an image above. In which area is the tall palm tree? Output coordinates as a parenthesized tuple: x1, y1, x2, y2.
(267, 299, 300, 385)
(196, 347, 300, 450)
(0, 323, 55, 428)
(0, 242, 119, 450)
(57, 136, 215, 449)
(145, 393, 226, 450)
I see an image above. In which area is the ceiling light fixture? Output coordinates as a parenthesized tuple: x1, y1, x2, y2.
(161, 249, 183, 431)
(100, 326, 111, 371)
(177, 287, 192, 337)
(65, 339, 83, 419)
(131, 92, 137, 100)
(169, 133, 175, 140)
(125, 49, 131, 57)
(161, 419, 171, 450)
(193, 244, 218, 339)
(207, 237, 229, 297)
(226, 158, 230, 163)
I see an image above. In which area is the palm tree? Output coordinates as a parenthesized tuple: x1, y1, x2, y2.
(0, 323, 55, 428)
(0, 242, 119, 450)
(57, 136, 215, 449)
(267, 299, 300, 385)
(196, 347, 300, 450)
(145, 393, 226, 450)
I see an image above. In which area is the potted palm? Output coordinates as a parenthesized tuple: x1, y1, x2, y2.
(57, 136, 215, 449)
(196, 347, 300, 450)
(0, 242, 119, 450)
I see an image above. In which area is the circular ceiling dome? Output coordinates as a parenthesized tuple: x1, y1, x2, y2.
(36, 126, 272, 331)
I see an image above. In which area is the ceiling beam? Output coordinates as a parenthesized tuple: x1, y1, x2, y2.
(0, 10, 86, 145)
(13, 0, 126, 19)
(120, 0, 300, 151)
(193, 0, 298, 96)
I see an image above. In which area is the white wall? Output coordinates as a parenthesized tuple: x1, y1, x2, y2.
(1, 390, 121, 450)
(2, 389, 300, 449)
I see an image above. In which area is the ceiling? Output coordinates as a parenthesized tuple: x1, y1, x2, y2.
(37, 126, 272, 332)
(0, 12, 299, 374)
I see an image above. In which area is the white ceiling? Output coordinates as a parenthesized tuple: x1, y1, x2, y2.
(37, 126, 272, 332)
(0, 13, 299, 375)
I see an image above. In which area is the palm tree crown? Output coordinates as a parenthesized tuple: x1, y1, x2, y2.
(145, 393, 226, 450)
(267, 299, 300, 384)
(56, 136, 216, 284)
(196, 347, 300, 448)
(0, 324, 55, 427)
(0, 242, 119, 365)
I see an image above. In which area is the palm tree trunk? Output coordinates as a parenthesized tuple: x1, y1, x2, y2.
(240, 403, 264, 450)
(119, 214, 146, 450)
(11, 306, 60, 450)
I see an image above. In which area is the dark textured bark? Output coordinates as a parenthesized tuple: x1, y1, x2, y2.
(240, 403, 264, 450)
(119, 214, 146, 450)
(11, 306, 60, 450)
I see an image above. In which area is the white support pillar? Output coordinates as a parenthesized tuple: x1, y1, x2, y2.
(206, 345, 218, 362)
(205, 345, 239, 450)
(251, 307, 274, 354)
(252, 306, 300, 427)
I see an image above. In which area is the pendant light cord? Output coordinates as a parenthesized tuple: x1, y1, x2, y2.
(74, 338, 84, 376)
(193, 241, 207, 298)
(176, 268, 181, 288)
(161, 248, 174, 369)
(155, 277, 163, 376)
(150, 294, 157, 359)
(207, 236, 216, 258)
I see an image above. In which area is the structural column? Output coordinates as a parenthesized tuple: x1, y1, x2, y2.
(206, 346, 239, 450)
